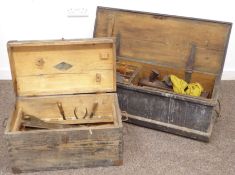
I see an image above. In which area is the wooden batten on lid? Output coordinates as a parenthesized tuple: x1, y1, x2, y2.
(8, 38, 116, 97)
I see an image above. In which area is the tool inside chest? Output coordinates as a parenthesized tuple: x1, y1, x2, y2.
(117, 59, 213, 99)
(117, 62, 140, 84)
(10, 94, 117, 132)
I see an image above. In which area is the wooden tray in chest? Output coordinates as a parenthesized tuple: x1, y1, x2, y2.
(4, 38, 123, 173)
(94, 7, 232, 141)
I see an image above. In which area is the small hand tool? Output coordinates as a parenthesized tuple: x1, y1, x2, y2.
(74, 107, 88, 119)
(89, 102, 98, 118)
(57, 102, 66, 120)
(83, 108, 88, 119)
(149, 69, 160, 82)
(74, 107, 79, 119)
(117, 65, 134, 76)
(21, 113, 67, 130)
(139, 78, 172, 91)
(21, 111, 113, 129)
(162, 75, 173, 88)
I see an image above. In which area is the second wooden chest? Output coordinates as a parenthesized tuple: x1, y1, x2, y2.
(94, 7, 232, 142)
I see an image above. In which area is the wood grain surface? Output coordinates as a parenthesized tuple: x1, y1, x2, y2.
(8, 38, 117, 96)
(94, 7, 231, 75)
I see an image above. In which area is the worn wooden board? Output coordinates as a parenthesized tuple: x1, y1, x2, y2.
(6, 127, 123, 173)
(6, 128, 123, 173)
(8, 38, 116, 97)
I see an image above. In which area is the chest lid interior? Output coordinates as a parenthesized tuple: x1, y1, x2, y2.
(94, 7, 232, 76)
(8, 38, 116, 97)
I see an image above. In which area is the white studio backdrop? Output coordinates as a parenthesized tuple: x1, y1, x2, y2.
(0, 0, 234, 79)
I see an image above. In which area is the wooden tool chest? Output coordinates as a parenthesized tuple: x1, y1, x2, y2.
(94, 7, 232, 141)
(4, 38, 123, 173)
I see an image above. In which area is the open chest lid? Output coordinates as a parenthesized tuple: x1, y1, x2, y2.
(94, 7, 232, 76)
(8, 38, 116, 97)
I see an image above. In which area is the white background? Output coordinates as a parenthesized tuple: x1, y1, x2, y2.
(0, 0, 234, 79)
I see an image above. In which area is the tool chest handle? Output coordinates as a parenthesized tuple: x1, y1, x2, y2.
(121, 111, 129, 121)
(215, 99, 222, 119)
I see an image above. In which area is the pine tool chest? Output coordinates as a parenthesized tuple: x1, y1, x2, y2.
(94, 7, 232, 141)
(4, 38, 123, 173)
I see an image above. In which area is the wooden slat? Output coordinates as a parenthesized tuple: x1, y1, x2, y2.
(8, 38, 115, 47)
(46, 117, 113, 125)
(115, 13, 229, 51)
(119, 37, 225, 74)
(12, 44, 114, 76)
(5, 126, 123, 172)
(16, 71, 114, 96)
(94, 7, 231, 75)
(8, 38, 116, 97)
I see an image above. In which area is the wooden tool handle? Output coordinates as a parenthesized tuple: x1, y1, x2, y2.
(57, 102, 66, 120)
(90, 102, 98, 118)
(57, 102, 64, 115)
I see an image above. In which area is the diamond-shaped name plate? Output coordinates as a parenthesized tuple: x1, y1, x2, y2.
(54, 62, 73, 71)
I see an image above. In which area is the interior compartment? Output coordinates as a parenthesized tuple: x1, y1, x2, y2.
(117, 59, 217, 99)
(95, 7, 231, 101)
(8, 93, 118, 132)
